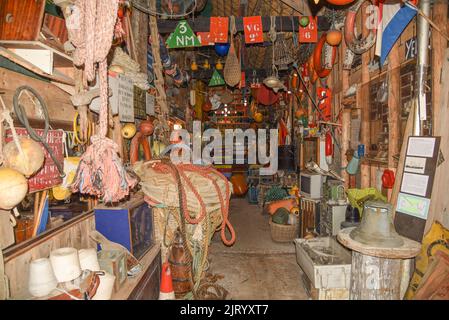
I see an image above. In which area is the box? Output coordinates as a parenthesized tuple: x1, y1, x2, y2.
(97, 250, 127, 292)
(94, 195, 154, 260)
(294, 237, 351, 290)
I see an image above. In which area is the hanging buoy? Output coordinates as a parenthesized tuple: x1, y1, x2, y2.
(299, 16, 310, 28)
(3, 137, 44, 178)
(254, 112, 263, 123)
(121, 123, 137, 139)
(0, 168, 28, 210)
(325, 131, 333, 165)
(326, 30, 342, 46)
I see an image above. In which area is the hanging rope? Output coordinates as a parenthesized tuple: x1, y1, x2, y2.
(67, 0, 137, 202)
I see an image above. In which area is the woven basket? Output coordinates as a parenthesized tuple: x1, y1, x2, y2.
(269, 219, 298, 242)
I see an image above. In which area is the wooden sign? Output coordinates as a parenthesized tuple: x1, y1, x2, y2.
(197, 32, 214, 46)
(5, 128, 64, 193)
(209, 69, 225, 87)
(210, 17, 229, 43)
(243, 16, 264, 44)
(166, 20, 201, 48)
(299, 17, 318, 43)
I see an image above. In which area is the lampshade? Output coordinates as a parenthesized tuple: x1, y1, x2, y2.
(203, 59, 210, 70)
(216, 59, 223, 70)
(191, 60, 198, 71)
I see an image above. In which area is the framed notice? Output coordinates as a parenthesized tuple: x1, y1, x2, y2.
(133, 86, 146, 120)
(117, 74, 134, 122)
(395, 136, 441, 242)
(146, 93, 155, 116)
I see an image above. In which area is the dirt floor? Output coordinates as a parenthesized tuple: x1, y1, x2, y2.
(208, 197, 309, 300)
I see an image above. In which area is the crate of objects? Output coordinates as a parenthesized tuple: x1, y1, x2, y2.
(97, 250, 127, 292)
(294, 237, 352, 300)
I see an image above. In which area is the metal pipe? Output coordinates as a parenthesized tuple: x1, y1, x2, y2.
(414, 0, 431, 136)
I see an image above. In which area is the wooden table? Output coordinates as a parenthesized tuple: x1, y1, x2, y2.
(337, 227, 421, 300)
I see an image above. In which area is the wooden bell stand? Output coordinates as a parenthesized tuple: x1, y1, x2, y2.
(337, 227, 421, 300)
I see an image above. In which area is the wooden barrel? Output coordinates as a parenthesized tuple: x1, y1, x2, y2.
(168, 230, 192, 298)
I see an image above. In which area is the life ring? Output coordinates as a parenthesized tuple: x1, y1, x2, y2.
(313, 33, 337, 78)
(344, 0, 377, 54)
(72, 112, 92, 145)
(130, 132, 152, 164)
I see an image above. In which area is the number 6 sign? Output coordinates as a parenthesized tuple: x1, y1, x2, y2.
(299, 17, 318, 43)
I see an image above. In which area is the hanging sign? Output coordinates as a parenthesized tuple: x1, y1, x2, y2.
(299, 16, 318, 43)
(117, 74, 135, 122)
(317, 87, 332, 121)
(197, 32, 214, 46)
(209, 69, 225, 87)
(210, 17, 229, 43)
(243, 16, 264, 44)
(166, 20, 201, 48)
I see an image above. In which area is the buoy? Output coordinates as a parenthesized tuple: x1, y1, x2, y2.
(121, 123, 137, 139)
(0, 168, 28, 210)
(3, 137, 44, 177)
(159, 262, 175, 300)
(254, 112, 263, 123)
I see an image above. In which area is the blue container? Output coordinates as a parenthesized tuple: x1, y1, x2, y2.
(247, 185, 259, 204)
(357, 144, 365, 157)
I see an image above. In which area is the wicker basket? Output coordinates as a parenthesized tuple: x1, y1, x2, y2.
(269, 219, 298, 242)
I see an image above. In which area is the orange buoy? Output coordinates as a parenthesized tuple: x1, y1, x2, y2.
(230, 173, 248, 196)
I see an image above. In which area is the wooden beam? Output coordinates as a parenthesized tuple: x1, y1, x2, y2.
(431, 0, 448, 135)
(157, 16, 330, 34)
(427, 49, 449, 232)
(387, 42, 401, 200)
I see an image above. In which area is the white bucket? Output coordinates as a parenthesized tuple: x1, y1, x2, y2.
(78, 248, 100, 271)
(28, 258, 58, 297)
(92, 272, 115, 300)
(50, 247, 82, 282)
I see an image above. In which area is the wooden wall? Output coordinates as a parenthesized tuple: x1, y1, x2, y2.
(3, 213, 96, 299)
(0, 67, 76, 124)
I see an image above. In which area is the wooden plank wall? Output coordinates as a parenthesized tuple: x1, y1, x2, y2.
(0, 67, 76, 123)
(3, 214, 96, 299)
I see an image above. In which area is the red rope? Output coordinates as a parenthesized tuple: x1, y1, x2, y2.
(153, 162, 236, 246)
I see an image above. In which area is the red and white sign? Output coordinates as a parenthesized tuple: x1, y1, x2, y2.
(299, 17, 318, 43)
(197, 32, 214, 46)
(243, 16, 264, 44)
(210, 17, 229, 43)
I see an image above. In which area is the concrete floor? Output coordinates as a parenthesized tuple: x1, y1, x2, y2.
(208, 198, 309, 300)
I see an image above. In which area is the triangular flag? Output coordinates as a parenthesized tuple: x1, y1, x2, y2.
(209, 69, 225, 87)
(166, 20, 201, 49)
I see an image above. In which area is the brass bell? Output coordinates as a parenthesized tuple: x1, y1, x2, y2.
(349, 200, 404, 248)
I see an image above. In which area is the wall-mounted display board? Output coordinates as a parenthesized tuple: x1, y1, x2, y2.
(394, 136, 441, 242)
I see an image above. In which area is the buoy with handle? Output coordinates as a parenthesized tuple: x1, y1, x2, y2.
(159, 262, 175, 300)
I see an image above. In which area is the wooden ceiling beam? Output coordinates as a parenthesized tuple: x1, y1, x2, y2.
(157, 16, 330, 33)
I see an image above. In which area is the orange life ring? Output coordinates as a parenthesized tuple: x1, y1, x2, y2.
(130, 132, 152, 164)
(313, 33, 337, 78)
(344, 0, 377, 54)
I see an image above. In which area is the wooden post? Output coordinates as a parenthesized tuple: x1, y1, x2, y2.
(360, 4, 371, 188)
(387, 43, 401, 200)
(341, 40, 351, 187)
(427, 49, 449, 232)
(131, 7, 149, 72)
(337, 228, 421, 300)
(431, 0, 448, 133)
